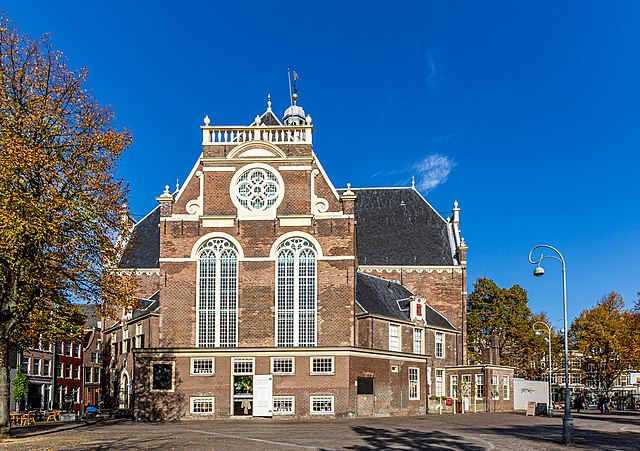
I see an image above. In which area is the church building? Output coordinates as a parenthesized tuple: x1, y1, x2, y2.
(119, 93, 472, 419)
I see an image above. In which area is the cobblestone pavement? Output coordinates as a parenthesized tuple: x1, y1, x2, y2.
(2, 410, 640, 450)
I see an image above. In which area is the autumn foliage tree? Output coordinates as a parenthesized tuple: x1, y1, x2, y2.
(467, 277, 548, 378)
(0, 14, 136, 435)
(570, 292, 630, 394)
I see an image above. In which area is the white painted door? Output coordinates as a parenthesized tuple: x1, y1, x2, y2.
(253, 375, 273, 417)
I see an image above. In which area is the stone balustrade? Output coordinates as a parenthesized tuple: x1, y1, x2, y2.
(202, 126, 312, 145)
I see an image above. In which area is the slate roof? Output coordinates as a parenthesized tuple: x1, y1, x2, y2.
(356, 272, 456, 331)
(132, 291, 160, 319)
(119, 206, 160, 269)
(258, 110, 282, 126)
(348, 188, 455, 266)
(77, 303, 100, 329)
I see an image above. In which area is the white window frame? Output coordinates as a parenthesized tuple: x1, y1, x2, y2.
(491, 375, 499, 400)
(310, 396, 334, 414)
(502, 375, 510, 400)
(196, 238, 239, 348)
(310, 356, 334, 375)
(136, 323, 143, 336)
(450, 375, 458, 399)
(33, 358, 40, 376)
(435, 369, 444, 397)
(475, 374, 484, 398)
(232, 357, 255, 375)
(272, 396, 295, 415)
(409, 367, 420, 400)
(190, 357, 215, 376)
(435, 332, 444, 359)
(389, 324, 400, 352)
(413, 328, 423, 354)
(190, 397, 215, 414)
(276, 238, 317, 347)
(271, 357, 295, 375)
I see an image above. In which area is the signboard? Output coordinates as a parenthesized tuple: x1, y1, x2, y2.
(445, 398, 453, 407)
(513, 378, 549, 410)
(526, 401, 536, 416)
(252, 375, 273, 417)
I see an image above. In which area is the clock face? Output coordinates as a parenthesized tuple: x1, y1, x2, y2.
(235, 167, 280, 211)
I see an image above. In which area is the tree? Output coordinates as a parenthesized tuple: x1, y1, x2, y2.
(0, 14, 137, 436)
(467, 277, 546, 378)
(11, 369, 27, 412)
(570, 292, 626, 394)
(618, 294, 640, 370)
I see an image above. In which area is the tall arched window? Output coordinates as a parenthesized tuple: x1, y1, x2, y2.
(197, 238, 238, 347)
(276, 238, 317, 347)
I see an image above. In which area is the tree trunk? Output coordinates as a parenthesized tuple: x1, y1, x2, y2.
(0, 334, 11, 438)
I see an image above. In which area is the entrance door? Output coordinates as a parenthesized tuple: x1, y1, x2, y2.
(252, 375, 273, 417)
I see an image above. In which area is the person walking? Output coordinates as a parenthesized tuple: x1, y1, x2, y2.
(598, 396, 604, 414)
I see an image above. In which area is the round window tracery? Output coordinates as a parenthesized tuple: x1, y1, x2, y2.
(235, 167, 280, 211)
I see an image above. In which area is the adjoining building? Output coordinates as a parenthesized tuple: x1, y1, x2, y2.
(116, 93, 512, 419)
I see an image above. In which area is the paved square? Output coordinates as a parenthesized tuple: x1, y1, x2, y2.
(2, 411, 640, 450)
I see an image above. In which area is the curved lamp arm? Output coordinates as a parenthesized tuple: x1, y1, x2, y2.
(528, 244, 565, 267)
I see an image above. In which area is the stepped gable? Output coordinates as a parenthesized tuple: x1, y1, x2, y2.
(350, 188, 454, 266)
(119, 206, 160, 269)
(356, 272, 456, 331)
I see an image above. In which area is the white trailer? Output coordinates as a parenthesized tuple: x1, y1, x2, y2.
(513, 378, 549, 411)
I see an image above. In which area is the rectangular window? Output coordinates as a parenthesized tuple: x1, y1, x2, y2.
(491, 375, 499, 399)
(191, 358, 215, 375)
(357, 377, 374, 395)
(56, 362, 62, 378)
(450, 375, 458, 399)
(73, 343, 80, 358)
(33, 358, 40, 375)
(502, 375, 509, 400)
(137, 334, 145, 348)
(271, 357, 294, 375)
(136, 323, 143, 336)
(462, 374, 472, 397)
(65, 364, 72, 379)
(273, 396, 295, 415)
(435, 332, 444, 359)
(310, 396, 334, 414)
(65, 343, 72, 356)
(413, 328, 423, 354)
(389, 324, 400, 351)
(21, 356, 29, 373)
(96, 339, 102, 351)
(232, 358, 254, 375)
(74, 365, 81, 380)
(435, 369, 444, 397)
(85, 367, 92, 383)
(409, 367, 420, 400)
(475, 374, 484, 398)
(190, 397, 215, 414)
(310, 357, 334, 375)
(44, 359, 50, 377)
(152, 363, 174, 391)
(95, 367, 101, 384)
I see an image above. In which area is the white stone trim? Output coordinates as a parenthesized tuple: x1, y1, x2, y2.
(312, 152, 340, 201)
(269, 231, 324, 259)
(359, 265, 462, 272)
(173, 159, 202, 206)
(190, 232, 245, 260)
(203, 166, 236, 172)
(201, 216, 235, 228)
(226, 141, 287, 159)
(279, 215, 313, 227)
(230, 163, 285, 221)
(278, 165, 312, 171)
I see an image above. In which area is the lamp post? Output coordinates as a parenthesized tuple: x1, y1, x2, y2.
(533, 320, 553, 416)
(528, 245, 573, 445)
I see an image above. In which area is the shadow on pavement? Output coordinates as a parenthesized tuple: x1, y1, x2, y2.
(8, 418, 130, 439)
(346, 426, 486, 450)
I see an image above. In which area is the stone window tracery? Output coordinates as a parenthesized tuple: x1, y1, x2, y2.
(197, 238, 238, 347)
(235, 167, 280, 211)
(276, 238, 317, 347)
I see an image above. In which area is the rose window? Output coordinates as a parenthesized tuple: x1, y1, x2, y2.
(235, 168, 280, 211)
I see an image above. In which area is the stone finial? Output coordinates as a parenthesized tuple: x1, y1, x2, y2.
(176, 179, 180, 192)
(267, 94, 272, 111)
(203, 115, 211, 126)
(157, 185, 173, 202)
(452, 200, 460, 224)
(255, 115, 261, 125)
(454, 200, 459, 209)
(411, 176, 415, 189)
(344, 182, 355, 196)
(306, 114, 312, 125)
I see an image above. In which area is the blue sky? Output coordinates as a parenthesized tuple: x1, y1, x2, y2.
(5, 1, 640, 323)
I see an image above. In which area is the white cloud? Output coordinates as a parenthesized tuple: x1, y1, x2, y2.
(414, 154, 456, 192)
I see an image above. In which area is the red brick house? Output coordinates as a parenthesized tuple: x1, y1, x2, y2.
(120, 95, 475, 419)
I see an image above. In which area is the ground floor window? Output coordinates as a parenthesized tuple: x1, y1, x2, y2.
(273, 396, 295, 415)
(310, 396, 334, 414)
(232, 358, 255, 416)
(191, 358, 215, 375)
(435, 370, 444, 397)
(475, 374, 484, 398)
(310, 357, 334, 375)
(451, 375, 458, 398)
(190, 397, 215, 414)
(502, 375, 510, 400)
(151, 362, 174, 391)
(271, 357, 294, 375)
(409, 368, 420, 400)
(492, 375, 499, 399)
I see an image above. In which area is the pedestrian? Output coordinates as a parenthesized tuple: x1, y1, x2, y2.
(598, 396, 604, 414)
(604, 395, 610, 413)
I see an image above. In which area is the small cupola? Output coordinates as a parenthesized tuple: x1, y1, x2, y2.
(283, 93, 307, 125)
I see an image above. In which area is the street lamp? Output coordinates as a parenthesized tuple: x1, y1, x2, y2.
(533, 320, 553, 416)
(528, 245, 573, 445)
